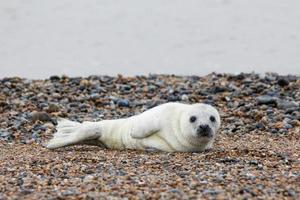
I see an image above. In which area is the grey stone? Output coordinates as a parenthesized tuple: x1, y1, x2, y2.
(116, 99, 130, 107)
(277, 100, 299, 110)
(277, 77, 289, 87)
(257, 95, 278, 105)
(202, 189, 223, 195)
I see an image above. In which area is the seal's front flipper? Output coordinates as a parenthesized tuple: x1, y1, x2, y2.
(46, 119, 102, 149)
(131, 128, 159, 139)
(143, 134, 174, 152)
(130, 115, 161, 139)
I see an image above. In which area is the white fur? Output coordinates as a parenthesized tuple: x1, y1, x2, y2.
(46, 102, 221, 152)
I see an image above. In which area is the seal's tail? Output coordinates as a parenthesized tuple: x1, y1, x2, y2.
(46, 119, 102, 149)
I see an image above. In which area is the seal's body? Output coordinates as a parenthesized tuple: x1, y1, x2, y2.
(46, 102, 221, 152)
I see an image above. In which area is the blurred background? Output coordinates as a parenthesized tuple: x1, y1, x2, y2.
(0, 0, 300, 79)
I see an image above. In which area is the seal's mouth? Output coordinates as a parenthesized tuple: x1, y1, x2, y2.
(196, 125, 213, 138)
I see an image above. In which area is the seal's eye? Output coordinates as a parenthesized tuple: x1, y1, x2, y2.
(210, 116, 216, 122)
(190, 116, 197, 123)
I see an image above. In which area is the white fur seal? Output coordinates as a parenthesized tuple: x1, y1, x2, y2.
(46, 102, 221, 152)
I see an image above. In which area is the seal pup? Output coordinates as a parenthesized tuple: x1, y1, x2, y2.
(46, 102, 221, 152)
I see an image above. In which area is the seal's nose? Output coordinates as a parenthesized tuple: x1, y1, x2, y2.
(197, 124, 212, 137)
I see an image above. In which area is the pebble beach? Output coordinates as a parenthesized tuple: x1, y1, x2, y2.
(0, 73, 299, 199)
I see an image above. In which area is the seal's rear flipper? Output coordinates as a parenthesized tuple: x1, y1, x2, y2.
(46, 119, 102, 149)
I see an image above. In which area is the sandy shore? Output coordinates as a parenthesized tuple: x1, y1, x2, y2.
(0, 73, 299, 199)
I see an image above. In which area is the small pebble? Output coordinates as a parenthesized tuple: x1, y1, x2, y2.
(116, 99, 130, 107)
(256, 95, 278, 105)
(181, 94, 189, 101)
(277, 100, 299, 110)
(30, 111, 53, 123)
(47, 103, 60, 113)
(49, 75, 60, 82)
(277, 77, 289, 87)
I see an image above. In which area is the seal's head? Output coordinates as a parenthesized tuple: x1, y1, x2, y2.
(180, 103, 221, 145)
